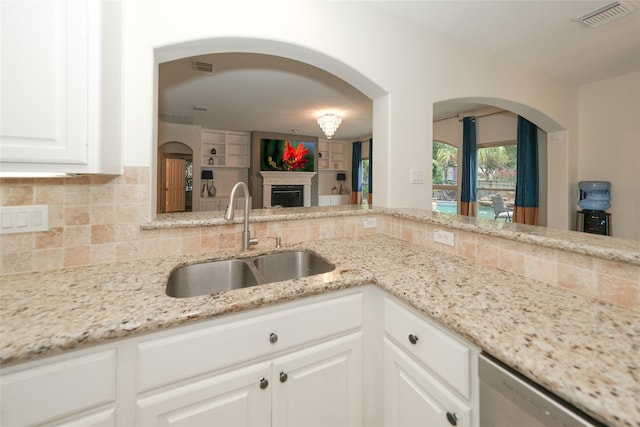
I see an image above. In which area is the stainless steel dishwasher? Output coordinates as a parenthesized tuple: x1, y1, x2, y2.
(479, 353, 606, 427)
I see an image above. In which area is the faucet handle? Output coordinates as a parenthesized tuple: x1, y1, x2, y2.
(268, 236, 282, 249)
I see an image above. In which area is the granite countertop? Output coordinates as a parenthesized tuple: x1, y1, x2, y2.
(144, 205, 640, 266)
(1, 235, 638, 427)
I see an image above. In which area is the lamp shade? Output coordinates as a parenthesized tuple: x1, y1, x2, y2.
(201, 170, 213, 180)
(336, 173, 346, 181)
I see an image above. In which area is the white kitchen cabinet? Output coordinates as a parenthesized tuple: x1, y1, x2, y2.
(272, 332, 362, 426)
(202, 129, 250, 168)
(0, 0, 122, 175)
(0, 348, 117, 426)
(384, 338, 471, 427)
(318, 140, 347, 171)
(383, 296, 479, 427)
(136, 361, 272, 427)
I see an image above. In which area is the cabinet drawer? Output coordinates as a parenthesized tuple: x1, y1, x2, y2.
(0, 349, 116, 426)
(384, 297, 471, 399)
(137, 292, 363, 392)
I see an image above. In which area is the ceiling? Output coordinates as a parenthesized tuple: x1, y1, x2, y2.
(158, 1, 640, 140)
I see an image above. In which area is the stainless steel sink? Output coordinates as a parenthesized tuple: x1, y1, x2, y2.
(166, 250, 335, 298)
(166, 259, 260, 298)
(252, 250, 335, 283)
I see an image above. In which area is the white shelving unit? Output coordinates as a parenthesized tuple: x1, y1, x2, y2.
(202, 129, 250, 168)
(318, 140, 347, 171)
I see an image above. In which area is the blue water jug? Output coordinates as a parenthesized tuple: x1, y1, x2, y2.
(578, 181, 611, 211)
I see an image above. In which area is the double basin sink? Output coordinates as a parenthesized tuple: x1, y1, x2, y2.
(167, 250, 335, 298)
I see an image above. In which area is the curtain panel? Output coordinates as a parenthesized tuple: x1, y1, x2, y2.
(460, 117, 477, 216)
(351, 141, 362, 204)
(514, 116, 539, 225)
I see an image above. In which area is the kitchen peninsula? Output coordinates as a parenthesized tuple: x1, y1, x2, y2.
(1, 207, 639, 426)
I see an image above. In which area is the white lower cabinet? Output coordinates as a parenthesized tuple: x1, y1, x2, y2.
(384, 338, 471, 427)
(271, 333, 362, 426)
(1, 287, 479, 427)
(0, 349, 117, 426)
(383, 296, 479, 427)
(136, 361, 272, 426)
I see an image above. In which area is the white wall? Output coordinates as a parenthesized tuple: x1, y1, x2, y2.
(578, 72, 640, 240)
(122, 1, 579, 227)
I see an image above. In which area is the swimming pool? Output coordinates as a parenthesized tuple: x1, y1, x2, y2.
(434, 201, 498, 220)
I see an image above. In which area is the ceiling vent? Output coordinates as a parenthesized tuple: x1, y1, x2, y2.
(192, 59, 215, 75)
(193, 105, 208, 112)
(576, 1, 634, 28)
(159, 113, 194, 125)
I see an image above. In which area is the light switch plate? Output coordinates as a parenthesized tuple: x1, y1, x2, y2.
(363, 217, 377, 229)
(409, 169, 425, 184)
(0, 205, 49, 234)
(433, 229, 454, 246)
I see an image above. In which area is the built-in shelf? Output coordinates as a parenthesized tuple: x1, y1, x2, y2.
(202, 129, 250, 168)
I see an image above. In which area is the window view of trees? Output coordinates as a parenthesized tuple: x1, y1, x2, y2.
(432, 141, 458, 213)
(361, 159, 370, 204)
(477, 143, 516, 208)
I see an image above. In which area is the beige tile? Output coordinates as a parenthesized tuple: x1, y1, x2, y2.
(91, 224, 117, 244)
(0, 233, 34, 253)
(90, 244, 117, 265)
(1, 251, 34, 274)
(116, 204, 145, 223)
(33, 248, 64, 271)
(64, 245, 90, 267)
(90, 185, 116, 205)
(477, 245, 500, 268)
(115, 185, 140, 204)
(596, 273, 639, 310)
(524, 255, 557, 286)
(48, 205, 65, 228)
(64, 205, 90, 226)
(35, 227, 63, 249)
(557, 250, 593, 269)
(64, 185, 90, 205)
(557, 263, 596, 296)
(1, 185, 33, 206)
(594, 258, 640, 282)
(499, 249, 525, 275)
(91, 205, 117, 225)
(64, 226, 91, 247)
(34, 185, 64, 206)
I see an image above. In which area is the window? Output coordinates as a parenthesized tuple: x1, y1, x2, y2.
(476, 142, 516, 219)
(361, 159, 370, 205)
(432, 141, 458, 213)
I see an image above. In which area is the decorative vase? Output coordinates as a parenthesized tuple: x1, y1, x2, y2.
(208, 181, 217, 197)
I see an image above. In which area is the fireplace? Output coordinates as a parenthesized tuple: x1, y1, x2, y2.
(271, 185, 304, 208)
(259, 171, 316, 208)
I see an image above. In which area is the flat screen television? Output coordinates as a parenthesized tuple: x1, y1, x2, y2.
(260, 139, 315, 172)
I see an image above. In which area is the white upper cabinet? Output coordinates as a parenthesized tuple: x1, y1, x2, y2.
(0, 0, 122, 175)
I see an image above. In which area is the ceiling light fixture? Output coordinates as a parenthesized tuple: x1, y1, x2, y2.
(317, 113, 342, 139)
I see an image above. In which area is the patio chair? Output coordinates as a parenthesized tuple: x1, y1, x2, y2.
(491, 195, 513, 221)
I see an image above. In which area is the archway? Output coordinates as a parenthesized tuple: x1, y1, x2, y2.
(433, 97, 569, 228)
(152, 37, 389, 215)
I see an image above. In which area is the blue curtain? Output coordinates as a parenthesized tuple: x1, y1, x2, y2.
(514, 116, 539, 225)
(368, 138, 373, 204)
(460, 117, 477, 216)
(351, 141, 362, 204)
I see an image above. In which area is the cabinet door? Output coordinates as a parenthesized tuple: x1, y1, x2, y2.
(384, 338, 471, 427)
(1, 0, 91, 165)
(271, 332, 362, 427)
(136, 361, 271, 427)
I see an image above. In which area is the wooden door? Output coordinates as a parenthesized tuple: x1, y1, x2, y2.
(165, 158, 186, 213)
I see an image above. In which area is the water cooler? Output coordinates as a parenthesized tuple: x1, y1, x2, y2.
(577, 181, 611, 236)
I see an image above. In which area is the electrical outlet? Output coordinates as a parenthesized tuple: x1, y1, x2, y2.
(0, 205, 49, 234)
(433, 229, 454, 246)
(363, 217, 377, 229)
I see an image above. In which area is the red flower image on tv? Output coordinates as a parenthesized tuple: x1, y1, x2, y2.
(269, 140, 310, 171)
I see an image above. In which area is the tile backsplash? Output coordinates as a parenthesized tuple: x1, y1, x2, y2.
(1, 166, 637, 310)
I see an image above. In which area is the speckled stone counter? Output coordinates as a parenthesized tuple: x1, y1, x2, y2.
(145, 205, 640, 265)
(1, 235, 639, 427)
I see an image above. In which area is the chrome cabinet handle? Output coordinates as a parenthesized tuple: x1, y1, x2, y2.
(446, 412, 458, 426)
(408, 334, 419, 344)
(269, 333, 278, 344)
(259, 378, 269, 389)
(279, 372, 288, 383)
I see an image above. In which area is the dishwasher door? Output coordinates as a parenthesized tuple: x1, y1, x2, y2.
(479, 353, 605, 427)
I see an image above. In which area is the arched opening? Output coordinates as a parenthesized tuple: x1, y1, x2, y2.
(433, 98, 564, 226)
(152, 38, 388, 216)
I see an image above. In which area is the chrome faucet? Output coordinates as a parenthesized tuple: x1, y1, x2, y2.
(225, 182, 258, 251)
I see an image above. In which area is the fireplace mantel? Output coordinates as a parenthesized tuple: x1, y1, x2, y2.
(259, 171, 316, 208)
